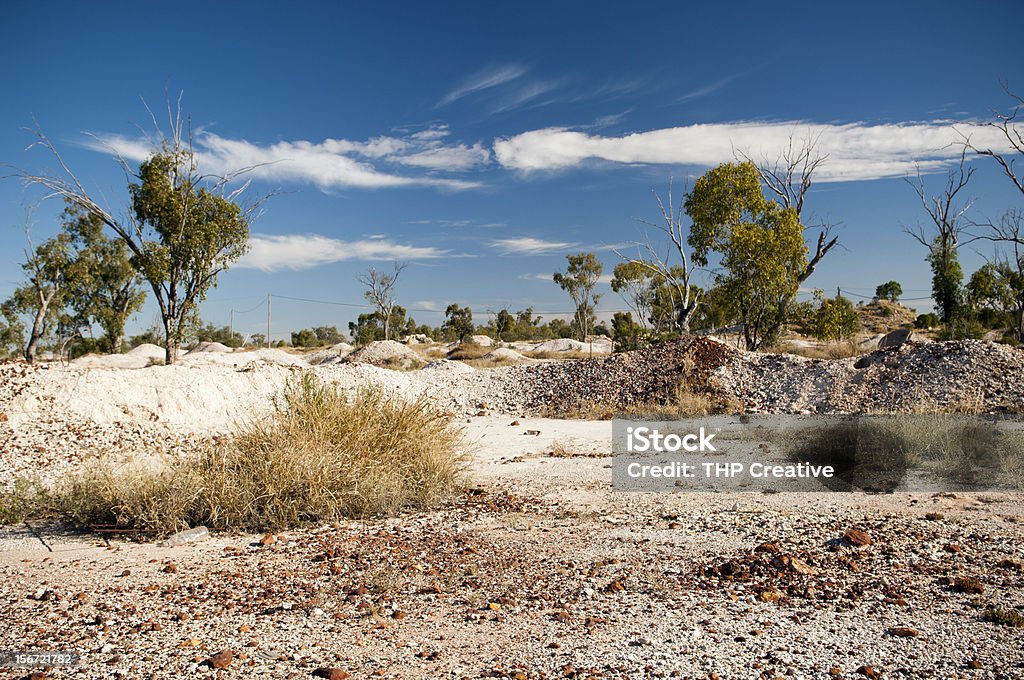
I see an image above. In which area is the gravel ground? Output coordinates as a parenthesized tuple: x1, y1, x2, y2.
(1, 419, 1022, 679)
(2, 339, 1024, 678)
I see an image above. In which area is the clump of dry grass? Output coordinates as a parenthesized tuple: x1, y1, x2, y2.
(771, 340, 864, 360)
(446, 341, 491, 361)
(984, 605, 1024, 627)
(53, 375, 467, 535)
(521, 350, 598, 360)
(785, 413, 1024, 490)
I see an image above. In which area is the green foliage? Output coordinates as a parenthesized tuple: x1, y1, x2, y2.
(966, 263, 1013, 329)
(874, 280, 903, 303)
(62, 204, 146, 353)
(690, 284, 740, 331)
(127, 149, 251, 361)
(5, 224, 81, 362)
(915, 313, 941, 329)
(611, 311, 644, 351)
(554, 252, 603, 341)
(442, 304, 474, 342)
(196, 322, 244, 348)
(927, 237, 963, 324)
(493, 308, 514, 340)
(685, 162, 808, 349)
(0, 303, 24, 358)
(290, 325, 344, 348)
(808, 291, 860, 342)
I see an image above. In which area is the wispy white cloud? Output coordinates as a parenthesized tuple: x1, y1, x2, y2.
(676, 76, 735, 104)
(518, 272, 614, 284)
(492, 237, 579, 255)
(493, 120, 1011, 181)
(238, 234, 448, 272)
(491, 79, 564, 113)
(412, 300, 442, 312)
(85, 124, 487, 192)
(439, 64, 528, 106)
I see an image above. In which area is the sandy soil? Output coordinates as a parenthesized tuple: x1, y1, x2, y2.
(2, 415, 1023, 679)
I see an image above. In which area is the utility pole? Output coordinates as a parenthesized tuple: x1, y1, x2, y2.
(266, 294, 271, 348)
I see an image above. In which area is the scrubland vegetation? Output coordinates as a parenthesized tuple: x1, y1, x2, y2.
(3, 376, 466, 535)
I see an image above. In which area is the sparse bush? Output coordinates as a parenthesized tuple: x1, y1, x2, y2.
(983, 606, 1024, 627)
(808, 291, 860, 342)
(0, 478, 52, 525)
(915, 312, 941, 330)
(52, 375, 467, 535)
(785, 413, 1024, 490)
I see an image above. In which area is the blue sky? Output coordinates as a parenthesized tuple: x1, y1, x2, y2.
(2, 1, 1023, 340)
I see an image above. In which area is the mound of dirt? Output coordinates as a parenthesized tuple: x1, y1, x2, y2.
(178, 348, 308, 368)
(126, 343, 167, 359)
(529, 338, 614, 354)
(345, 340, 426, 370)
(188, 341, 232, 354)
(482, 348, 535, 363)
(422, 359, 476, 373)
(470, 335, 495, 347)
(857, 300, 918, 335)
(304, 342, 355, 365)
(498, 336, 1024, 416)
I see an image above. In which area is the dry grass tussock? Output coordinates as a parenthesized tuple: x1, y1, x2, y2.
(446, 342, 492, 361)
(786, 413, 1024, 489)
(521, 350, 599, 360)
(47, 375, 468, 535)
(550, 381, 742, 420)
(771, 340, 864, 360)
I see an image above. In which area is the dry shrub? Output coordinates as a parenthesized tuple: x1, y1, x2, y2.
(54, 375, 467, 535)
(446, 341, 491, 361)
(786, 413, 1024, 490)
(521, 350, 598, 360)
(771, 340, 864, 360)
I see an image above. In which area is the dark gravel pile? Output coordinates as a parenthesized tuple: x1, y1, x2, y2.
(499, 337, 1024, 415)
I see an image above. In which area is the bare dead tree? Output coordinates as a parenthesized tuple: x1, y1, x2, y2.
(614, 180, 700, 333)
(960, 85, 1024, 198)
(904, 151, 975, 322)
(738, 133, 839, 285)
(359, 262, 407, 341)
(904, 151, 976, 249)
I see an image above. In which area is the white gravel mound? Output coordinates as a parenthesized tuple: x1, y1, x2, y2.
(187, 341, 231, 354)
(345, 340, 426, 370)
(422, 359, 477, 373)
(178, 348, 308, 368)
(304, 342, 356, 365)
(531, 338, 612, 354)
(127, 343, 167, 359)
(470, 334, 495, 347)
(482, 347, 535, 363)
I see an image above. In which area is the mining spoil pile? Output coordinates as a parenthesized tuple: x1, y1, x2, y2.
(3, 337, 1024, 489)
(344, 340, 426, 370)
(501, 337, 1024, 415)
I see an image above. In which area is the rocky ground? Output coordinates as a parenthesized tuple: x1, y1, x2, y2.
(1, 418, 1023, 679)
(2, 338, 1024, 678)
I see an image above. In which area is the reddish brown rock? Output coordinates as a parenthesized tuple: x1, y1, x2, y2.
(204, 649, 233, 669)
(843, 529, 872, 547)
